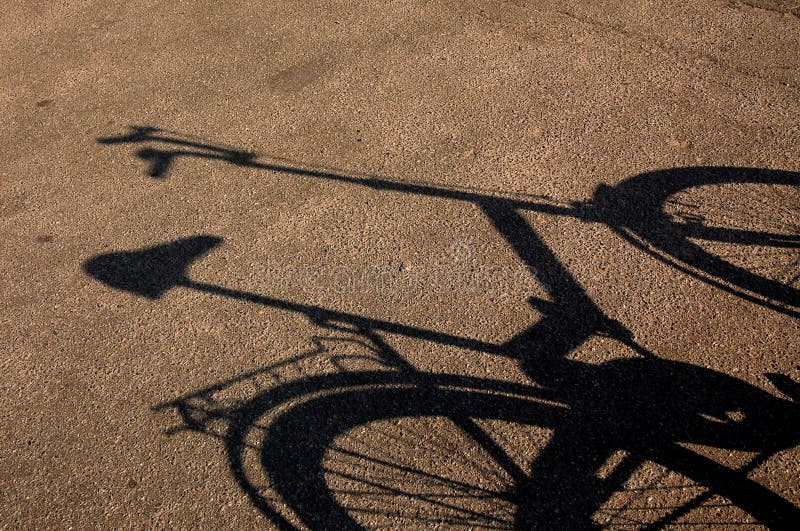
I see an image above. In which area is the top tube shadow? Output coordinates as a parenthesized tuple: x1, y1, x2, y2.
(87, 126, 800, 527)
(85, 234, 800, 527)
(97, 125, 800, 316)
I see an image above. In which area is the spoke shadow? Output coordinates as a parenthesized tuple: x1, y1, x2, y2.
(97, 125, 800, 316)
(86, 127, 800, 528)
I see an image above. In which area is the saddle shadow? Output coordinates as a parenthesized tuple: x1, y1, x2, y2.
(86, 127, 800, 527)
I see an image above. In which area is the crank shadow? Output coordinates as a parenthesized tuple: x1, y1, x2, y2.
(86, 127, 800, 527)
(85, 236, 800, 529)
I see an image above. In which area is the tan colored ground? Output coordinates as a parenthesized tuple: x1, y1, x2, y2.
(1, 0, 799, 528)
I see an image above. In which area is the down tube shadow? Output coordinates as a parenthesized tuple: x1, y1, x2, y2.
(86, 235, 800, 527)
(85, 127, 800, 527)
(96, 126, 800, 317)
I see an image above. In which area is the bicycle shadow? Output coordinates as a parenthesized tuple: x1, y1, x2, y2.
(86, 128, 800, 528)
(97, 126, 800, 317)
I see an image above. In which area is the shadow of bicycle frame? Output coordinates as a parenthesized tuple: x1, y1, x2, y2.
(87, 126, 800, 528)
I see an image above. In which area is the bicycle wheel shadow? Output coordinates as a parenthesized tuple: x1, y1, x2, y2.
(86, 128, 800, 528)
(588, 166, 800, 318)
(228, 358, 800, 529)
(86, 235, 800, 529)
(512, 354, 800, 528)
(97, 126, 800, 317)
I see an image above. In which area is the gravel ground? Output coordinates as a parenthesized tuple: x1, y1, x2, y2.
(1, 0, 798, 528)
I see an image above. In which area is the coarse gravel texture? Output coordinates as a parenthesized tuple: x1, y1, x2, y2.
(1, 0, 799, 529)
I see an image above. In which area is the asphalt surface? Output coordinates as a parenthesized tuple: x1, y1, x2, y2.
(1, 0, 799, 528)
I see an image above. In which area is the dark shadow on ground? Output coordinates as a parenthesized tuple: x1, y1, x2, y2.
(86, 127, 800, 528)
(96, 126, 800, 317)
